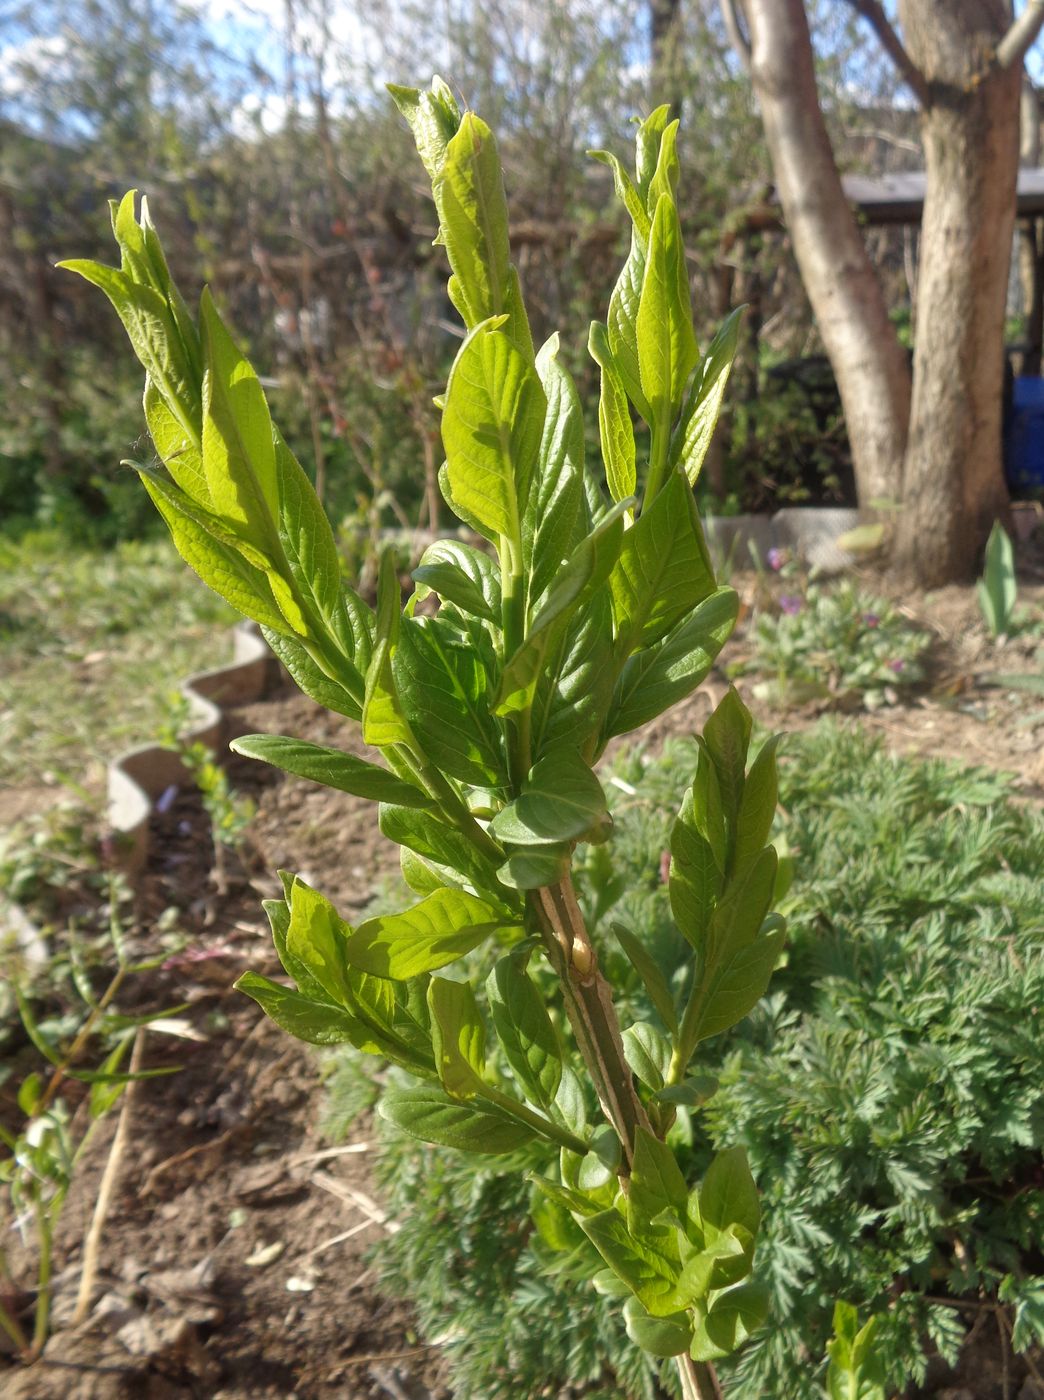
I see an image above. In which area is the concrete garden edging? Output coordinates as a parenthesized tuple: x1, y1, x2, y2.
(704, 507, 862, 573)
(106, 621, 279, 874)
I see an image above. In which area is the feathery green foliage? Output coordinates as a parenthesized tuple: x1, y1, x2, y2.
(361, 722, 1044, 1397)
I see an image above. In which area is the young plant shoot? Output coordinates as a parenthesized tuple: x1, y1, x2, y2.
(63, 82, 785, 1398)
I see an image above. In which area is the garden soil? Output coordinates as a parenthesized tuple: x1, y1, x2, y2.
(2, 581, 1043, 1399)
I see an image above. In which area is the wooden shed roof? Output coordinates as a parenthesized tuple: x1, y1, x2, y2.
(841, 167, 1044, 224)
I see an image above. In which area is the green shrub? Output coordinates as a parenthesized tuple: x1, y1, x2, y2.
(361, 723, 1044, 1397)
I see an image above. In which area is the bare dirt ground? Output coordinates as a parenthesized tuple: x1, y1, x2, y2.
(2, 577, 1043, 1399)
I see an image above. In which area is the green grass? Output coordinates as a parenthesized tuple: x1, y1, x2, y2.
(0, 533, 237, 796)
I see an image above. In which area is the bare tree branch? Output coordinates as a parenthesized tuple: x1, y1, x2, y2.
(720, 0, 751, 71)
(996, 0, 1044, 71)
(846, 0, 929, 107)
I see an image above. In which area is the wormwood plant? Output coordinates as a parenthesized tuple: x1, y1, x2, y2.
(63, 81, 786, 1396)
(368, 724, 1043, 1396)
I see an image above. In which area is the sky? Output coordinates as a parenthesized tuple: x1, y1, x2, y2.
(2, 0, 1043, 140)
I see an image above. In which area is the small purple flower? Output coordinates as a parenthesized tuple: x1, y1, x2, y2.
(862, 613, 880, 629)
(767, 547, 786, 572)
(888, 658, 905, 674)
(156, 783, 179, 814)
(779, 594, 803, 616)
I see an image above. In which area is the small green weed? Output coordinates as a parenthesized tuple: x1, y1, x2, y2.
(0, 909, 182, 1360)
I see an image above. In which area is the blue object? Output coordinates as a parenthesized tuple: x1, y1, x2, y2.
(1005, 376, 1044, 492)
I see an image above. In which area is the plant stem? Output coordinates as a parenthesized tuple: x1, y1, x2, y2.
(482, 1085, 590, 1156)
(532, 874, 651, 1169)
(73, 1029, 145, 1325)
(675, 1354, 724, 1400)
(645, 415, 670, 509)
(30, 1206, 53, 1362)
(0, 1294, 29, 1358)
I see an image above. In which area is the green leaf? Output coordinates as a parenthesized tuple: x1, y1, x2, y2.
(670, 750, 727, 946)
(487, 947, 563, 1108)
(634, 107, 673, 202)
(380, 1086, 536, 1154)
(413, 539, 501, 622)
(671, 308, 743, 486)
(235, 971, 363, 1046)
(394, 615, 506, 785)
(979, 521, 1017, 637)
(612, 924, 677, 1034)
(647, 120, 681, 210)
(140, 472, 289, 634)
(17, 1072, 42, 1116)
(588, 150, 651, 242)
(732, 735, 781, 877)
(428, 976, 487, 1097)
(274, 431, 348, 637)
(607, 587, 738, 736)
(608, 468, 715, 649)
(674, 1230, 750, 1303)
(554, 1066, 588, 1136)
(606, 236, 650, 420)
(284, 877, 353, 1007)
(579, 1207, 682, 1317)
(198, 289, 280, 549)
(363, 550, 412, 748)
(636, 194, 697, 422)
(389, 77, 461, 181)
(59, 256, 200, 447)
(497, 500, 629, 718)
(703, 688, 753, 835)
(144, 377, 207, 504)
(631, 1127, 689, 1220)
(685, 859, 784, 1045)
(442, 319, 545, 545)
(15, 987, 61, 1066)
(623, 1296, 693, 1358)
(524, 334, 586, 602)
(826, 1303, 887, 1400)
(529, 1174, 601, 1219)
(694, 916, 785, 1045)
(230, 734, 434, 808)
(262, 628, 363, 721)
(622, 1022, 672, 1092)
(434, 113, 533, 357)
(496, 844, 571, 890)
(533, 590, 615, 756)
(698, 1146, 760, 1238)
(344, 888, 518, 979)
(379, 803, 504, 898)
(491, 747, 609, 846)
(589, 321, 637, 503)
(689, 1281, 769, 1362)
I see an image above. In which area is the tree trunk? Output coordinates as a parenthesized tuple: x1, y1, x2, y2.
(743, 0, 910, 506)
(893, 0, 1019, 584)
(1017, 80, 1041, 377)
(650, 0, 684, 119)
